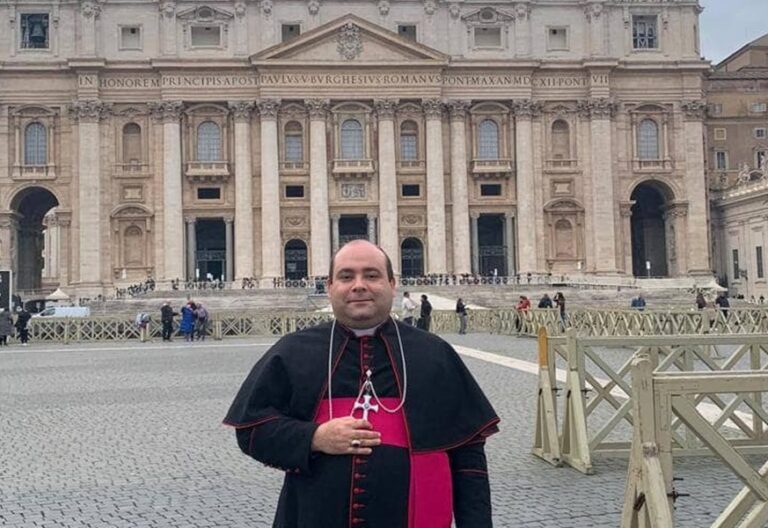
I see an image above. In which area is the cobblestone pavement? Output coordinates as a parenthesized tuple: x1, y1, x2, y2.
(0, 334, 761, 527)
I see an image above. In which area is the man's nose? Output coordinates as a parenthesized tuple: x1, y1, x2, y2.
(351, 274, 367, 290)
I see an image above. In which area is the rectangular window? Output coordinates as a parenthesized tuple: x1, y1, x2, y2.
(715, 151, 728, 170)
(20, 14, 50, 49)
(757, 150, 767, 169)
(285, 185, 305, 198)
(285, 135, 303, 162)
(547, 27, 568, 50)
(191, 25, 221, 47)
(398, 25, 416, 41)
(197, 187, 221, 200)
(714, 128, 727, 141)
(751, 103, 767, 113)
(733, 249, 740, 279)
(757, 246, 764, 279)
(474, 27, 501, 47)
(755, 128, 767, 139)
(401, 184, 420, 197)
(480, 184, 502, 197)
(400, 134, 417, 161)
(120, 26, 142, 50)
(282, 24, 300, 42)
(632, 15, 658, 49)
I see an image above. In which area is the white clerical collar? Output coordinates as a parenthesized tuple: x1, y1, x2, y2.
(351, 323, 383, 337)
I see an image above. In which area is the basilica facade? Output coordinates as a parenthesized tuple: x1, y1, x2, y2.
(0, 0, 710, 295)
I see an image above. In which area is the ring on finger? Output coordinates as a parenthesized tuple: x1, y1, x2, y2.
(350, 439, 362, 448)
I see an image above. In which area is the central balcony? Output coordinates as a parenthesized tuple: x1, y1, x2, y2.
(632, 158, 674, 172)
(470, 158, 514, 179)
(185, 161, 231, 183)
(11, 164, 57, 181)
(332, 158, 376, 179)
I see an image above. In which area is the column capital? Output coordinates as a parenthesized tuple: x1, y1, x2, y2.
(584, 2, 603, 22)
(258, 98, 281, 120)
(446, 100, 471, 121)
(512, 99, 541, 118)
(421, 98, 444, 120)
(374, 99, 398, 120)
(663, 200, 689, 219)
(331, 213, 341, 221)
(470, 211, 480, 220)
(159, 1, 176, 17)
(149, 101, 184, 122)
(577, 98, 616, 119)
(80, 0, 101, 19)
(367, 213, 379, 220)
(681, 100, 706, 121)
(619, 200, 635, 218)
(184, 215, 197, 224)
(70, 99, 112, 122)
(223, 214, 235, 223)
(228, 101, 255, 122)
(305, 98, 329, 120)
(514, 2, 531, 20)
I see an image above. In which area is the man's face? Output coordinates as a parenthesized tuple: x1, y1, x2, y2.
(328, 242, 396, 329)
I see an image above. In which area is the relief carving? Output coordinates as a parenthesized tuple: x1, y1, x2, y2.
(70, 99, 112, 122)
(337, 23, 363, 60)
(148, 100, 184, 122)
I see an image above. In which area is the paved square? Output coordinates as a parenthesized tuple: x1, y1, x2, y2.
(0, 334, 757, 527)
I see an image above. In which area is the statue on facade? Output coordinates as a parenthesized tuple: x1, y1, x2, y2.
(738, 162, 751, 183)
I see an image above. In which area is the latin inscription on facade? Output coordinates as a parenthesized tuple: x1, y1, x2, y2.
(340, 183, 366, 199)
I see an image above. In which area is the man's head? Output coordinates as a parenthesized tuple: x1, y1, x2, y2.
(327, 240, 397, 329)
(403, 291, 410, 298)
(421, 294, 427, 301)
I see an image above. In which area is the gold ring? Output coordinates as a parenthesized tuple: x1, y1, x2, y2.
(350, 439, 362, 448)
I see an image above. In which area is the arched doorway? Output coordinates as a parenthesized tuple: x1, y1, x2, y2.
(284, 239, 308, 280)
(401, 238, 424, 277)
(10, 186, 59, 291)
(478, 214, 507, 276)
(630, 183, 671, 277)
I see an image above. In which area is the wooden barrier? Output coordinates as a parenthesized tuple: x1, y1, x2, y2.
(621, 354, 768, 528)
(532, 327, 561, 466)
(532, 332, 768, 474)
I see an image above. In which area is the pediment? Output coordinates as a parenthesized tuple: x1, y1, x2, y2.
(462, 7, 514, 24)
(252, 14, 448, 65)
(177, 5, 233, 22)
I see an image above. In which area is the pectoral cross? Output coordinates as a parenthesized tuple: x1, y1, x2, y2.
(352, 370, 379, 421)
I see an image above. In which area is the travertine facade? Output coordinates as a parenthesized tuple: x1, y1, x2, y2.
(0, 0, 711, 295)
(708, 34, 768, 300)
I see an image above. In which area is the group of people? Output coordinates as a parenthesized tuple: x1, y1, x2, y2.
(0, 307, 32, 346)
(157, 300, 209, 342)
(513, 292, 568, 329)
(399, 291, 433, 331)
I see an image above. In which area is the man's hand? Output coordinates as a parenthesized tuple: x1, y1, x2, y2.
(311, 417, 382, 455)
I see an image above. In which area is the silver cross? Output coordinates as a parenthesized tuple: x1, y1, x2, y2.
(352, 370, 379, 421)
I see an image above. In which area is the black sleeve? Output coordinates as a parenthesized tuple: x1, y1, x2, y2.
(235, 418, 319, 475)
(449, 441, 492, 528)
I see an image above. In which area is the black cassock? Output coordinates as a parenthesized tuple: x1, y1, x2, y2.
(224, 318, 500, 528)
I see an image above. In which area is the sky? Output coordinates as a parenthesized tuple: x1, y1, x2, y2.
(699, 0, 768, 65)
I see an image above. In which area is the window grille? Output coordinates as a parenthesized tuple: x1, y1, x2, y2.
(632, 15, 658, 49)
(340, 119, 364, 159)
(637, 119, 659, 160)
(284, 122, 303, 162)
(24, 122, 47, 165)
(478, 119, 499, 159)
(197, 121, 221, 161)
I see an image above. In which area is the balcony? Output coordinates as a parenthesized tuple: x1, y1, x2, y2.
(113, 162, 151, 179)
(279, 161, 309, 175)
(545, 159, 579, 171)
(470, 158, 514, 179)
(185, 161, 231, 183)
(396, 160, 426, 173)
(632, 158, 674, 172)
(11, 164, 56, 181)
(332, 159, 376, 179)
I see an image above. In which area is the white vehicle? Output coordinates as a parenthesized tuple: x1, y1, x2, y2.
(33, 306, 91, 318)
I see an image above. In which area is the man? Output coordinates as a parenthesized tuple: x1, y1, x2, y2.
(160, 301, 177, 342)
(15, 306, 31, 346)
(455, 298, 468, 334)
(631, 294, 646, 310)
(400, 291, 417, 326)
(537, 293, 552, 309)
(418, 294, 432, 332)
(224, 240, 499, 527)
(715, 291, 730, 319)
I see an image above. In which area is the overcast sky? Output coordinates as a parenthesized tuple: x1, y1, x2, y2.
(699, 0, 768, 65)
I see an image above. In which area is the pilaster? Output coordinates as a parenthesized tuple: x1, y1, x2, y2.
(375, 99, 399, 272)
(229, 101, 255, 280)
(513, 99, 539, 273)
(306, 99, 331, 276)
(422, 98, 447, 274)
(681, 100, 711, 275)
(448, 100, 471, 274)
(259, 99, 282, 280)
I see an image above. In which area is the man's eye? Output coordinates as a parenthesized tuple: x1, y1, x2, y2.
(365, 272, 379, 279)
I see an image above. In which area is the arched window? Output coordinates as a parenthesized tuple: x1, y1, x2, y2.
(24, 122, 47, 165)
(197, 121, 221, 161)
(284, 121, 304, 162)
(637, 119, 660, 160)
(341, 119, 364, 159)
(554, 219, 575, 258)
(122, 123, 142, 165)
(400, 120, 418, 161)
(478, 119, 499, 159)
(551, 120, 570, 160)
(124, 226, 144, 266)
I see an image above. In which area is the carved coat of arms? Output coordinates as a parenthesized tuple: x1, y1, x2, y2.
(337, 23, 362, 60)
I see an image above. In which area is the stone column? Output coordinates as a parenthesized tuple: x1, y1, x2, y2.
(0, 213, 17, 272)
(150, 101, 185, 281)
(682, 101, 712, 275)
(79, 1, 100, 56)
(422, 99, 447, 274)
(185, 216, 196, 280)
(56, 213, 72, 288)
(374, 99, 399, 272)
(367, 214, 377, 243)
(229, 101, 255, 280)
(70, 99, 110, 287)
(306, 99, 332, 276)
(331, 214, 340, 254)
(505, 212, 516, 276)
(581, 98, 618, 273)
(513, 100, 538, 273)
(448, 100, 471, 274)
(259, 99, 282, 281)
(225, 215, 234, 281)
(159, 1, 177, 55)
(619, 201, 635, 275)
(470, 213, 480, 274)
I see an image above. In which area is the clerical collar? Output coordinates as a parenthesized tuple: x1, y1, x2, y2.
(351, 324, 383, 337)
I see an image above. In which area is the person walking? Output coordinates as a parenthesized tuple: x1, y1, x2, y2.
(456, 298, 468, 334)
(715, 291, 730, 320)
(400, 291, 417, 326)
(15, 307, 31, 346)
(0, 308, 13, 346)
(418, 294, 433, 332)
(179, 301, 196, 342)
(160, 301, 177, 342)
(553, 291, 567, 329)
(195, 302, 209, 341)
